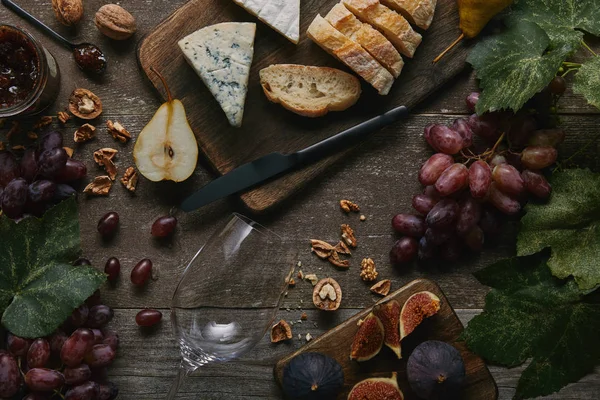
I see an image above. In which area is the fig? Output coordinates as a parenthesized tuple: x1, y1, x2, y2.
(373, 300, 402, 359)
(407, 341, 465, 400)
(282, 352, 344, 400)
(313, 278, 342, 311)
(400, 291, 441, 339)
(350, 312, 384, 362)
(348, 372, 404, 400)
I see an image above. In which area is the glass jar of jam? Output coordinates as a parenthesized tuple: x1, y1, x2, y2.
(0, 25, 61, 118)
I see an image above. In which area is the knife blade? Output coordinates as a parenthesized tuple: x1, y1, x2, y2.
(180, 105, 409, 212)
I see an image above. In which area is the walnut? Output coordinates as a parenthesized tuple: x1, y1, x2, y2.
(69, 89, 103, 120)
(328, 251, 350, 269)
(310, 239, 335, 259)
(11, 145, 25, 151)
(120, 167, 138, 192)
(340, 199, 360, 213)
(57, 111, 71, 124)
(301, 312, 308, 321)
(297, 270, 304, 280)
(84, 176, 113, 196)
(52, 0, 83, 26)
(102, 155, 118, 181)
(63, 147, 74, 157)
(370, 280, 391, 296)
(107, 120, 131, 143)
(341, 224, 357, 248)
(27, 131, 38, 140)
(305, 333, 313, 342)
(360, 258, 378, 282)
(312, 278, 342, 311)
(93, 148, 118, 166)
(74, 124, 96, 143)
(334, 241, 351, 255)
(95, 4, 137, 41)
(270, 320, 292, 343)
(360, 215, 367, 221)
(33, 116, 53, 130)
(287, 278, 296, 287)
(304, 274, 319, 286)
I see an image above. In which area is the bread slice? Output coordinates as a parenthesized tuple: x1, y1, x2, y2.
(342, 0, 422, 58)
(259, 64, 361, 117)
(380, 0, 438, 30)
(325, 3, 403, 78)
(307, 15, 394, 95)
(232, 0, 300, 44)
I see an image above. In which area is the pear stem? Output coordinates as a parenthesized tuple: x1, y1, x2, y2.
(150, 66, 173, 103)
(433, 33, 465, 64)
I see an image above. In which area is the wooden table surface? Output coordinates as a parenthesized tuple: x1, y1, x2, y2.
(2, 1, 599, 399)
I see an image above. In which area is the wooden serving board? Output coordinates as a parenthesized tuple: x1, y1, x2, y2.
(138, 0, 472, 212)
(274, 279, 497, 400)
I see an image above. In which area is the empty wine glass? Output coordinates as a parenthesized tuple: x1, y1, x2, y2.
(166, 213, 295, 399)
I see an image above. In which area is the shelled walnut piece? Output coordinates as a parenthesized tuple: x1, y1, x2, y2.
(102, 156, 118, 181)
(120, 167, 138, 192)
(57, 111, 71, 124)
(93, 148, 118, 166)
(270, 320, 293, 343)
(341, 224, 357, 247)
(74, 124, 96, 143)
(360, 258, 378, 282)
(340, 199, 360, 213)
(33, 116, 53, 130)
(69, 89, 103, 120)
(84, 176, 113, 196)
(107, 120, 131, 143)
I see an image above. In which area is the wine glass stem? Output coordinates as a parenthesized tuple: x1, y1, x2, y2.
(166, 363, 196, 400)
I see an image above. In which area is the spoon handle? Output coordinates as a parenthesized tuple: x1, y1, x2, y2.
(2, 0, 73, 49)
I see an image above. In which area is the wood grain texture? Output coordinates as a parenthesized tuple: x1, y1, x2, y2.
(274, 279, 497, 399)
(137, 0, 473, 212)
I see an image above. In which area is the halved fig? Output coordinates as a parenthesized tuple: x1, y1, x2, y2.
(347, 372, 404, 400)
(350, 312, 384, 362)
(373, 300, 402, 359)
(400, 291, 441, 339)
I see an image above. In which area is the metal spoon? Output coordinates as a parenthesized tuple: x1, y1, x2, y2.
(1, 0, 107, 75)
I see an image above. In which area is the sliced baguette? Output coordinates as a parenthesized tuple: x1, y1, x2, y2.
(380, 0, 437, 30)
(307, 15, 394, 95)
(259, 64, 361, 117)
(325, 3, 404, 78)
(342, 0, 422, 58)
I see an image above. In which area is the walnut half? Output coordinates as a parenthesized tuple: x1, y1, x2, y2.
(74, 123, 96, 143)
(107, 120, 131, 143)
(84, 176, 113, 196)
(360, 258, 378, 282)
(270, 320, 292, 343)
(69, 89, 103, 120)
(120, 167, 138, 192)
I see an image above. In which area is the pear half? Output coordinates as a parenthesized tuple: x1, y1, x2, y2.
(134, 69, 199, 182)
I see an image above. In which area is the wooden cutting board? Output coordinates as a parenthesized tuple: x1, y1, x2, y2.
(274, 279, 497, 400)
(137, 0, 471, 212)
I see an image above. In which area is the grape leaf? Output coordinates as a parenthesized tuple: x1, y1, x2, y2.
(573, 56, 600, 109)
(462, 253, 600, 399)
(0, 198, 106, 338)
(517, 169, 600, 291)
(468, 21, 571, 114)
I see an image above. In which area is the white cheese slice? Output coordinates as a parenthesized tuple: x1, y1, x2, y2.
(233, 0, 300, 44)
(178, 23, 256, 127)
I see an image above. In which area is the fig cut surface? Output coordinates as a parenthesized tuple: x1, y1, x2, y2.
(347, 372, 404, 400)
(373, 299, 402, 358)
(350, 312, 384, 362)
(400, 291, 441, 339)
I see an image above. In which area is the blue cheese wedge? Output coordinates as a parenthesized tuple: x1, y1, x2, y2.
(178, 23, 256, 127)
(233, 0, 300, 44)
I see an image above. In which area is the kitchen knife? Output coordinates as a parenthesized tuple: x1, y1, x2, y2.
(180, 105, 409, 212)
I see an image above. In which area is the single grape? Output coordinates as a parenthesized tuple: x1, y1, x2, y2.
(102, 330, 119, 351)
(97, 382, 119, 400)
(38, 148, 68, 178)
(64, 364, 92, 385)
(0, 151, 20, 187)
(452, 118, 473, 149)
(49, 330, 67, 355)
(131, 259, 153, 286)
(136, 309, 163, 327)
(423, 124, 439, 151)
(0, 352, 21, 398)
(91, 329, 104, 345)
(479, 207, 503, 236)
(7, 333, 32, 356)
(429, 125, 463, 154)
(390, 237, 418, 265)
(391, 214, 427, 237)
(104, 257, 121, 282)
(418, 153, 454, 186)
(97, 212, 119, 237)
(466, 92, 480, 112)
(1, 178, 28, 219)
(424, 227, 453, 245)
(71, 304, 89, 327)
(492, 164, 525, 196)
(412, 194, 438, 215)
(151, 216, 178, 237)
(21, 147, 39, 182)
(27, 339, 50, 368)
(435, 163, 468, 196)
(507, 115, 537, 148)
(456, 197, 482, 236)
(521, 170, 552, 199)
(467, 113, 501, 143)
(488, 183, 521, 215)
(38, 131, 63, 153)
(55, 158, 87, 183)
(549, 76, 567, 95)
(465, 226, 485, 252)
(60, 328, 95, 367)
(469, 161, 492, 199)
(28, 180, 56, 204)
(440, 237, 462, 262)
(53, 183, 77, 202)
(426, 199, 459, 229)
(73, 257, 92, 266)
(417, 236, 437, 263)
(87, 305, 114, 328)
(84, 344, 116, 368)
(528, 129, 565, 147)
(521, 146, 558, 169)
(65, 381, 99, 400)
(24, 368, 65, 392)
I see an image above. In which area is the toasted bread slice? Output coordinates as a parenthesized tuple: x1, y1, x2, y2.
(342, 0, 422, 58)
(380, 0, 437, 30)
(259, 64, 361, 117)
(325, 3, 404, 78)
(307, 15, 394, 95)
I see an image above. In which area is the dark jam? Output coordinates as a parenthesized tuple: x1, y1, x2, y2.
(73, 44, 107, 75)
(0, 28, 39, 109)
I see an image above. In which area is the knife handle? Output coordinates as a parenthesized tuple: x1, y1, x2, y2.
(296, 105, 409, 164)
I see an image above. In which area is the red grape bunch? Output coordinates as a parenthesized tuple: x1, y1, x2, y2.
(0, 131, 87, 220)
(390, 90, 564, 265)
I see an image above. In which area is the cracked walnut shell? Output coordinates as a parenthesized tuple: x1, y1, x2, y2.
(310, 239, 335, 259)
(328, 251, 350, 269)
(370, 280, 391, 296)
(69, 89, 103, 120)
(93, 148, 118, 166)
(313, 278, 342, 311)
(84, 176, 113, 196)
(107, 120, 131, 143)
(270, 320, 292, 343)
(74, 124, 96, 143)
(360, 258, 378, 282)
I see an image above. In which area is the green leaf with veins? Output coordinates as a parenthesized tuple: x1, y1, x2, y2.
(462, 252, 600, 399)
(573, 57, 600, 109)
(468, 21, 571, 114)
(0, 198, 106, 338)
(517, 169, 600, 291)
